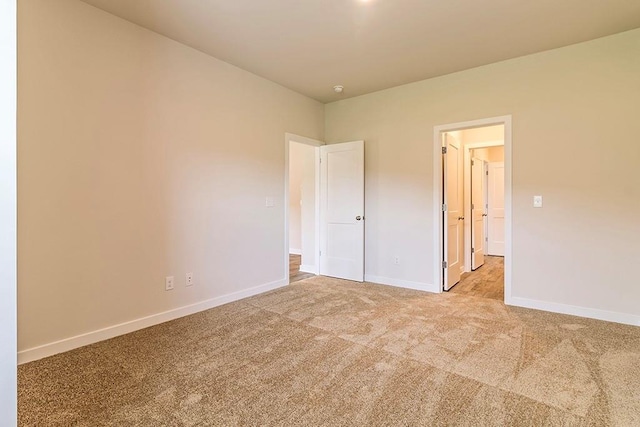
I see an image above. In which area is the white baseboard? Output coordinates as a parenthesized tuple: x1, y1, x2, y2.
(289, 248, 302, 255)
(365, 274, 438, 293)
(18, 278, 288, 365)
(507, 296, 640, 327)
(299, 264, 316, 274)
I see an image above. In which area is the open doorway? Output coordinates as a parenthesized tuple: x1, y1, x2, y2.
(284, 134, 366, 284)
(433, 116, 512, 302)
(454, 135, 504, 300)
(285, 134, 321, 283)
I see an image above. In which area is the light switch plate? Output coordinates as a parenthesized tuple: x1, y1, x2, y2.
(533, 195, 543, 208)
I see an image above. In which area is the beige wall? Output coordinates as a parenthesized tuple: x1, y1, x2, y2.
(299, 145, 317, 270)
(289, 141, 315, 256)
(325, 29, 640, 321)
(1, 0, 17, 421)
(462, 125, 504, 146)
(289, 143, 303, 253)
(472, 148, 490, 162)
(18, 0, 324, 354)
(486, 147, 504, 163)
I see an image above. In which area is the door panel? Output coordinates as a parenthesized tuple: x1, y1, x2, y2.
(471, 157, 485, 269)
(320, 141, 364, 281)
(444, 134, 462, 290)
(488, 162, 505, 256)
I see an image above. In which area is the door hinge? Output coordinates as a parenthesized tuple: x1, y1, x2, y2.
(471, 203, 474, 209)
(471, 248, 475, 254)
(471, 160, 475, 166)
(442, 147, 447, 154)
(442, 261, 448, 269)
(442, 204, 447, 212)
(486, 171, 489, 175)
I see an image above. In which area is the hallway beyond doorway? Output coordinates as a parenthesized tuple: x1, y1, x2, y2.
(448, 256, 504, 301)
(289, 254, 315, 283)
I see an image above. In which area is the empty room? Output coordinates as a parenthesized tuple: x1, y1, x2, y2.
(2, 0, 640, 425)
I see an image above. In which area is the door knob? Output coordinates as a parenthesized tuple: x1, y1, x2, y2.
(458, 216, 464, 221)
(356, 216, 362, 221)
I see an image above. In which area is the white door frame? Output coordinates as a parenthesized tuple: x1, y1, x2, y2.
(433, 116, 512, 302)
(0, 0, 18, 423)
(463, 140, 503, 273)
(284, 133, 322, 283)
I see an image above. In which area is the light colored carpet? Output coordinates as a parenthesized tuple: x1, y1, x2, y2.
(19, 276, 640, 426)
(449, 256, 504, 301)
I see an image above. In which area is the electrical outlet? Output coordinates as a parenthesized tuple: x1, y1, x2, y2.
(394, 256, 400, 265)
(165, 276, 174, 291)
(186, 272, 193, 287)
(265, 197, 274, 207)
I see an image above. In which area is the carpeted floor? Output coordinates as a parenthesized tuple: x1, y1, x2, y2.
(449, 256, 504, 301)
(19, 276, 640, 426)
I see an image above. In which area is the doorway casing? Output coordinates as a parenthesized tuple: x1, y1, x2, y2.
(432, 116, 512, 302)
(0, 0, 17, 422)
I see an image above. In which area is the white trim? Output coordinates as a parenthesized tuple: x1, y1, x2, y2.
(18, 278, 288, 364)
(313, 148, 320, 275)
(433, 116, 512, 301)
(284, 133, 323, 284)
(284, 133, 323, 147)
(0, 1, 17, 423)
(299, 264, 316, 274)
(508, 297, 640, 327)
(289, 248, 302, 255)
(365, 274, 438, 293)
(463, 140, 504, 272)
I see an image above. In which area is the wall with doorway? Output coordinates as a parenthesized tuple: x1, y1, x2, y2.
(18, 0, 324, 361)
(325, 28, 640, 324)
(289, 141, 316, 271)
(0, 0, 17, 422)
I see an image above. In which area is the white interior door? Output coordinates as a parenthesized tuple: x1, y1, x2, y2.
(444, 134, 462, 290)
(483, 161, 489, 259)
(487, 162, 505, 256)
(319, 141, 364, 281)
(471, 157, 486, 269)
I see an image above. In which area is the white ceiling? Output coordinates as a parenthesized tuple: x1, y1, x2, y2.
(79, 0, 640, 103)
